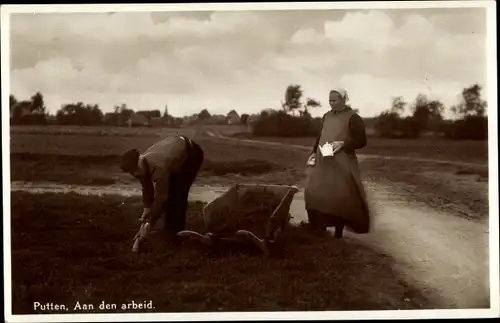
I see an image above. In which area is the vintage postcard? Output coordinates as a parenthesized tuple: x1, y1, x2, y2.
(2, 1, 498, 322)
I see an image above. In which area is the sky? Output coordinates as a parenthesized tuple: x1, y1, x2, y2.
(9, 6, 488, 118)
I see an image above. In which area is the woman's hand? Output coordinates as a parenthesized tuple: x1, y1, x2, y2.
(332, 141, 345, 155)
(307, 153, 316, 166)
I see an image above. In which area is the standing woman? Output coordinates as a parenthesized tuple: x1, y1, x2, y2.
(304, 88, 371, 238)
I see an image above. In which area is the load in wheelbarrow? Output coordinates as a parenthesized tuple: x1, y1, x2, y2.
(177, 183, 299, 256)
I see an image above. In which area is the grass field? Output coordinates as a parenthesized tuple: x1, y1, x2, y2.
(9, 125, 196, 137)
(11, 125, 488, 165)
(10, 127, 308, 187)
(11, 192, 431, 314)
(361, 158, 488, 220)
(229, 133, 489, 165)
(7, 125, 490, 313)
(9, 125, 489, 218)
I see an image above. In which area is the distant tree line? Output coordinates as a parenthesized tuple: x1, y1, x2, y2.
(10, 92, 48, 125)
(251, 84, 344, 137)
(9, 92, 247, 128)
(10, 83, 487, 141)
(373, 83, 487, 140)
(11, 95, 185, 128)
(249, 83, 487, 141)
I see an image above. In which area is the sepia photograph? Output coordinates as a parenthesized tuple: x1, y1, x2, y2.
(2, 1, 498, 322)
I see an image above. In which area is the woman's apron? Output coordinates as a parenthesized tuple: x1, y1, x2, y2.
(304, 109, 370, 234)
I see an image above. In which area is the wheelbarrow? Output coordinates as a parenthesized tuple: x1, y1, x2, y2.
(176, 183, 300, 256)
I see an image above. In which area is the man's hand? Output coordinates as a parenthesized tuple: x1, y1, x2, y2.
(307, 153, 316, 166)
(138, 222, 152, 239)
(139, 208, 151, 223)
(332, 141, 345, 155)
(132, 222, 152, 252)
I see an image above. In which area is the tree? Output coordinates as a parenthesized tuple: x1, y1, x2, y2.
(30, 92, 46, 114)
(10, 92, 48, 125)
(426, 99, 445, 135)
(451, 83, 487, 118)
(391, 96, 406, 115)
(302, 98, 321, 116)
(227, 109, 239, 118)
(198, 109, 211, 121)
(10, 94, 18, 113)
(225, 109, 240, 124)
(374, 111, 401, 138)
(11, 100, 31, 124)
(252, 109, 316, 137)
(240, 113, 249, 125)
(281, 84, 303, 115)
(410, 94, 430, 135)
(446, 84, 488, 140)
(408, 94, 444, 136)
(56, 102, 104, 125)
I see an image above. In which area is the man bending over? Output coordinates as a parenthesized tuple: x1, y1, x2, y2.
(120, 135, 204, 247)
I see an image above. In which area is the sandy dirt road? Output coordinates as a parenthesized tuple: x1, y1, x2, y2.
(10, 178, 490, 310)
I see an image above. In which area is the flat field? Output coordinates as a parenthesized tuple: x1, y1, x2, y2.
(10, 125, 307, 187)
(9, 125, 489, 219)
(228, 133, 489, 165)
(10, 192, 430, 313)
(7, 125, 490, 313)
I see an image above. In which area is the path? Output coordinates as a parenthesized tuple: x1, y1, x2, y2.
(10, 180, 490, 309)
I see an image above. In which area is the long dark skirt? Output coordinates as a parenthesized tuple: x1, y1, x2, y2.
(304, 151, 370, 234)
(307, 209, 346, 238)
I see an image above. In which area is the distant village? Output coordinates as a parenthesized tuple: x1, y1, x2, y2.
(101, 109, 245, 128)
(9, 93, 258, 129)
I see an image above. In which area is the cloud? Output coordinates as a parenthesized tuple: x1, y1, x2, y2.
(9, 8, 488, 118)
(324, 11, 397, 53)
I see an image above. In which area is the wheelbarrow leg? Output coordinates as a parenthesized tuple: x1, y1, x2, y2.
(334, 224, 345, 238)
(177, 230, 214, 247)
(235, 230, 269, 257)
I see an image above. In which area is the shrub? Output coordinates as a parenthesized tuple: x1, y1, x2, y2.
(444, 116, 488, 140)
(251, 110, 317, 137)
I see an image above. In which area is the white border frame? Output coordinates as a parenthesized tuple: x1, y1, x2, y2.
(2, 1, 498, 322)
